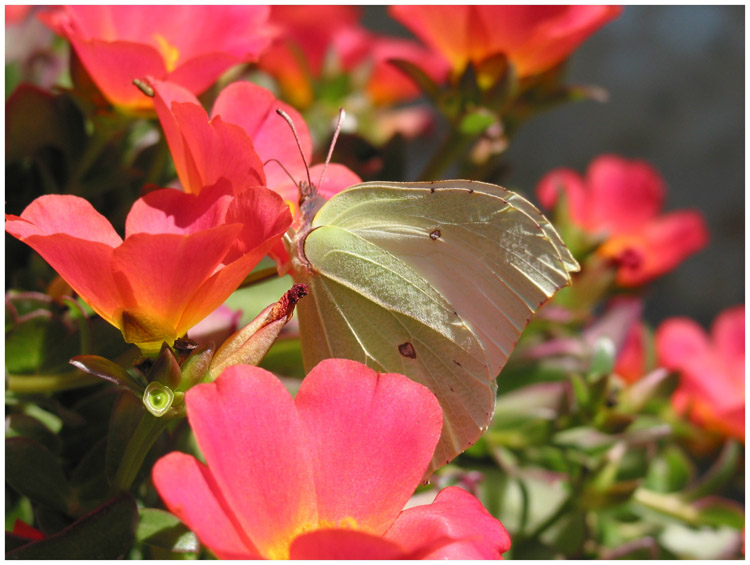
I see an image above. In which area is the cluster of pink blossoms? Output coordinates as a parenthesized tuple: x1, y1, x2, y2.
(6, 4, 737, 560)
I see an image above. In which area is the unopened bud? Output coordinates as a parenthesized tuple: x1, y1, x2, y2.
(148, 343, 182, 389)
(208, 284, 308, 379)
(178, 342, 215, 392)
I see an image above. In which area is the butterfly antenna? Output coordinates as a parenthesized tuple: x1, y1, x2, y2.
(263, 158, 299, 187)
(275, 108, 313, 194)
(317, 108, 346, 191)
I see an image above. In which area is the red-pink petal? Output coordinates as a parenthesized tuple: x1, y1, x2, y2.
(289, 529, 407, 560)
(310, 163, 361, 201)
(5, 196, 122, 325)
(536, 168, 588, 227)
(152, 452, 260, 559)
(185, 366, 317, 557)
(656, 317, 711, 371)
(657, 313, 744, 440)
(223, 186, 293, 261)
(62, 37, 167, 109)
(6, 194, 122, 246)
(600, 210, 708, 286)
(586, 154, 665, 235)
(390, 6, 620, 78)
(385, 486, 511, 559)
(712, 305, 745, 379)
(125, 183, 233, 237)
(366, 35, 450, 106)
(11, 519, 45, 541)
(211, 81, 311, 190)
(295, 359, 443, 535)
(42, 6, 272, 107)
(154, 94, 266, 195)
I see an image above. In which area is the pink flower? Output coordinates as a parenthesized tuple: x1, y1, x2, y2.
(259, 6, 448, 108)
(390, 5, 621, 81)
(5, 5, 32, 26)
(614, 320, 649, 385)
(153, 359, 511, 559)
(150, 79, 359, 218)
(537, 154, 708, 286)
(656, 306, 745, 441)
(259, 5, 361, 108)
(149, 78, 360, 272)
(5, 183, 291, 353)
(40, 6, 273, 111)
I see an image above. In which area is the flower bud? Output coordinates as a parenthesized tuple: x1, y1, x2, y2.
(208, 284, 307, 379)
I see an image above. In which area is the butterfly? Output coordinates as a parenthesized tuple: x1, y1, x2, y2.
(285, 180, 578, 476)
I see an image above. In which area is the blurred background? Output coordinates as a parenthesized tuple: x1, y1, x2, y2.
(363, 5, 745, 327)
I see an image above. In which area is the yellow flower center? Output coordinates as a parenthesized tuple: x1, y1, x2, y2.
(265, 516, 360, 560)
(153, 34, 180, 72)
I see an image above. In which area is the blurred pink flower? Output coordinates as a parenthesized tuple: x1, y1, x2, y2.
(40, 6, 273, 111)
(153, 359, 511, 559)
(614, 320, 650, 385)
(5, 183, 290, 353)
(259, 5, 447, 108)
(5, 5, 32, 26)
(656, 305, 745, 441)
(537, 154, 708, 286)
(390, 5, 621, 82)
(187, 304, 242, 348)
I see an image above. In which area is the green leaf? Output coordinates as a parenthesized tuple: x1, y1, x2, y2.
(645, 445, 694, 493)
(659, 523, 741, 560)
(386, 57, 440, 101)
(458, 109, 496, 135)
(70, 354, 147, 394)
(694, 497, 744, 529)
(5, 413, 61, 455)
(106, 392, 144, 484)
(589, 336, 615, 378)
(6, 494, 139, 559)
(137, 508, 199, 553)
(682, 440, 740, 501)
(553, 426, 615, 453)
(5, 438, 71, 514)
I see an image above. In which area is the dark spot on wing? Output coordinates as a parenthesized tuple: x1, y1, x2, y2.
(449, 385, 454, 392)
(429, 229, 441, 240)
(430, 187, 436, 193)
(468, 188, 474, 194)
(398, 342, 417, 359)
(453, 360, 463, 368)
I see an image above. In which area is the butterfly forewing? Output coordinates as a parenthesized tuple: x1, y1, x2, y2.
(292, 180, 579, 475)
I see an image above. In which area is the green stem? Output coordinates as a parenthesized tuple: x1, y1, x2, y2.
(111, 411, 170, 492)
(7, 371, 101, 393)
(418, 128, 474, 180)
(66, 130, 112, 195)
(142, 134, 170, 186)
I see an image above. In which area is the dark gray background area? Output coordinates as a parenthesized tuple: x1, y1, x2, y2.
(362, 5, 745, 327)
